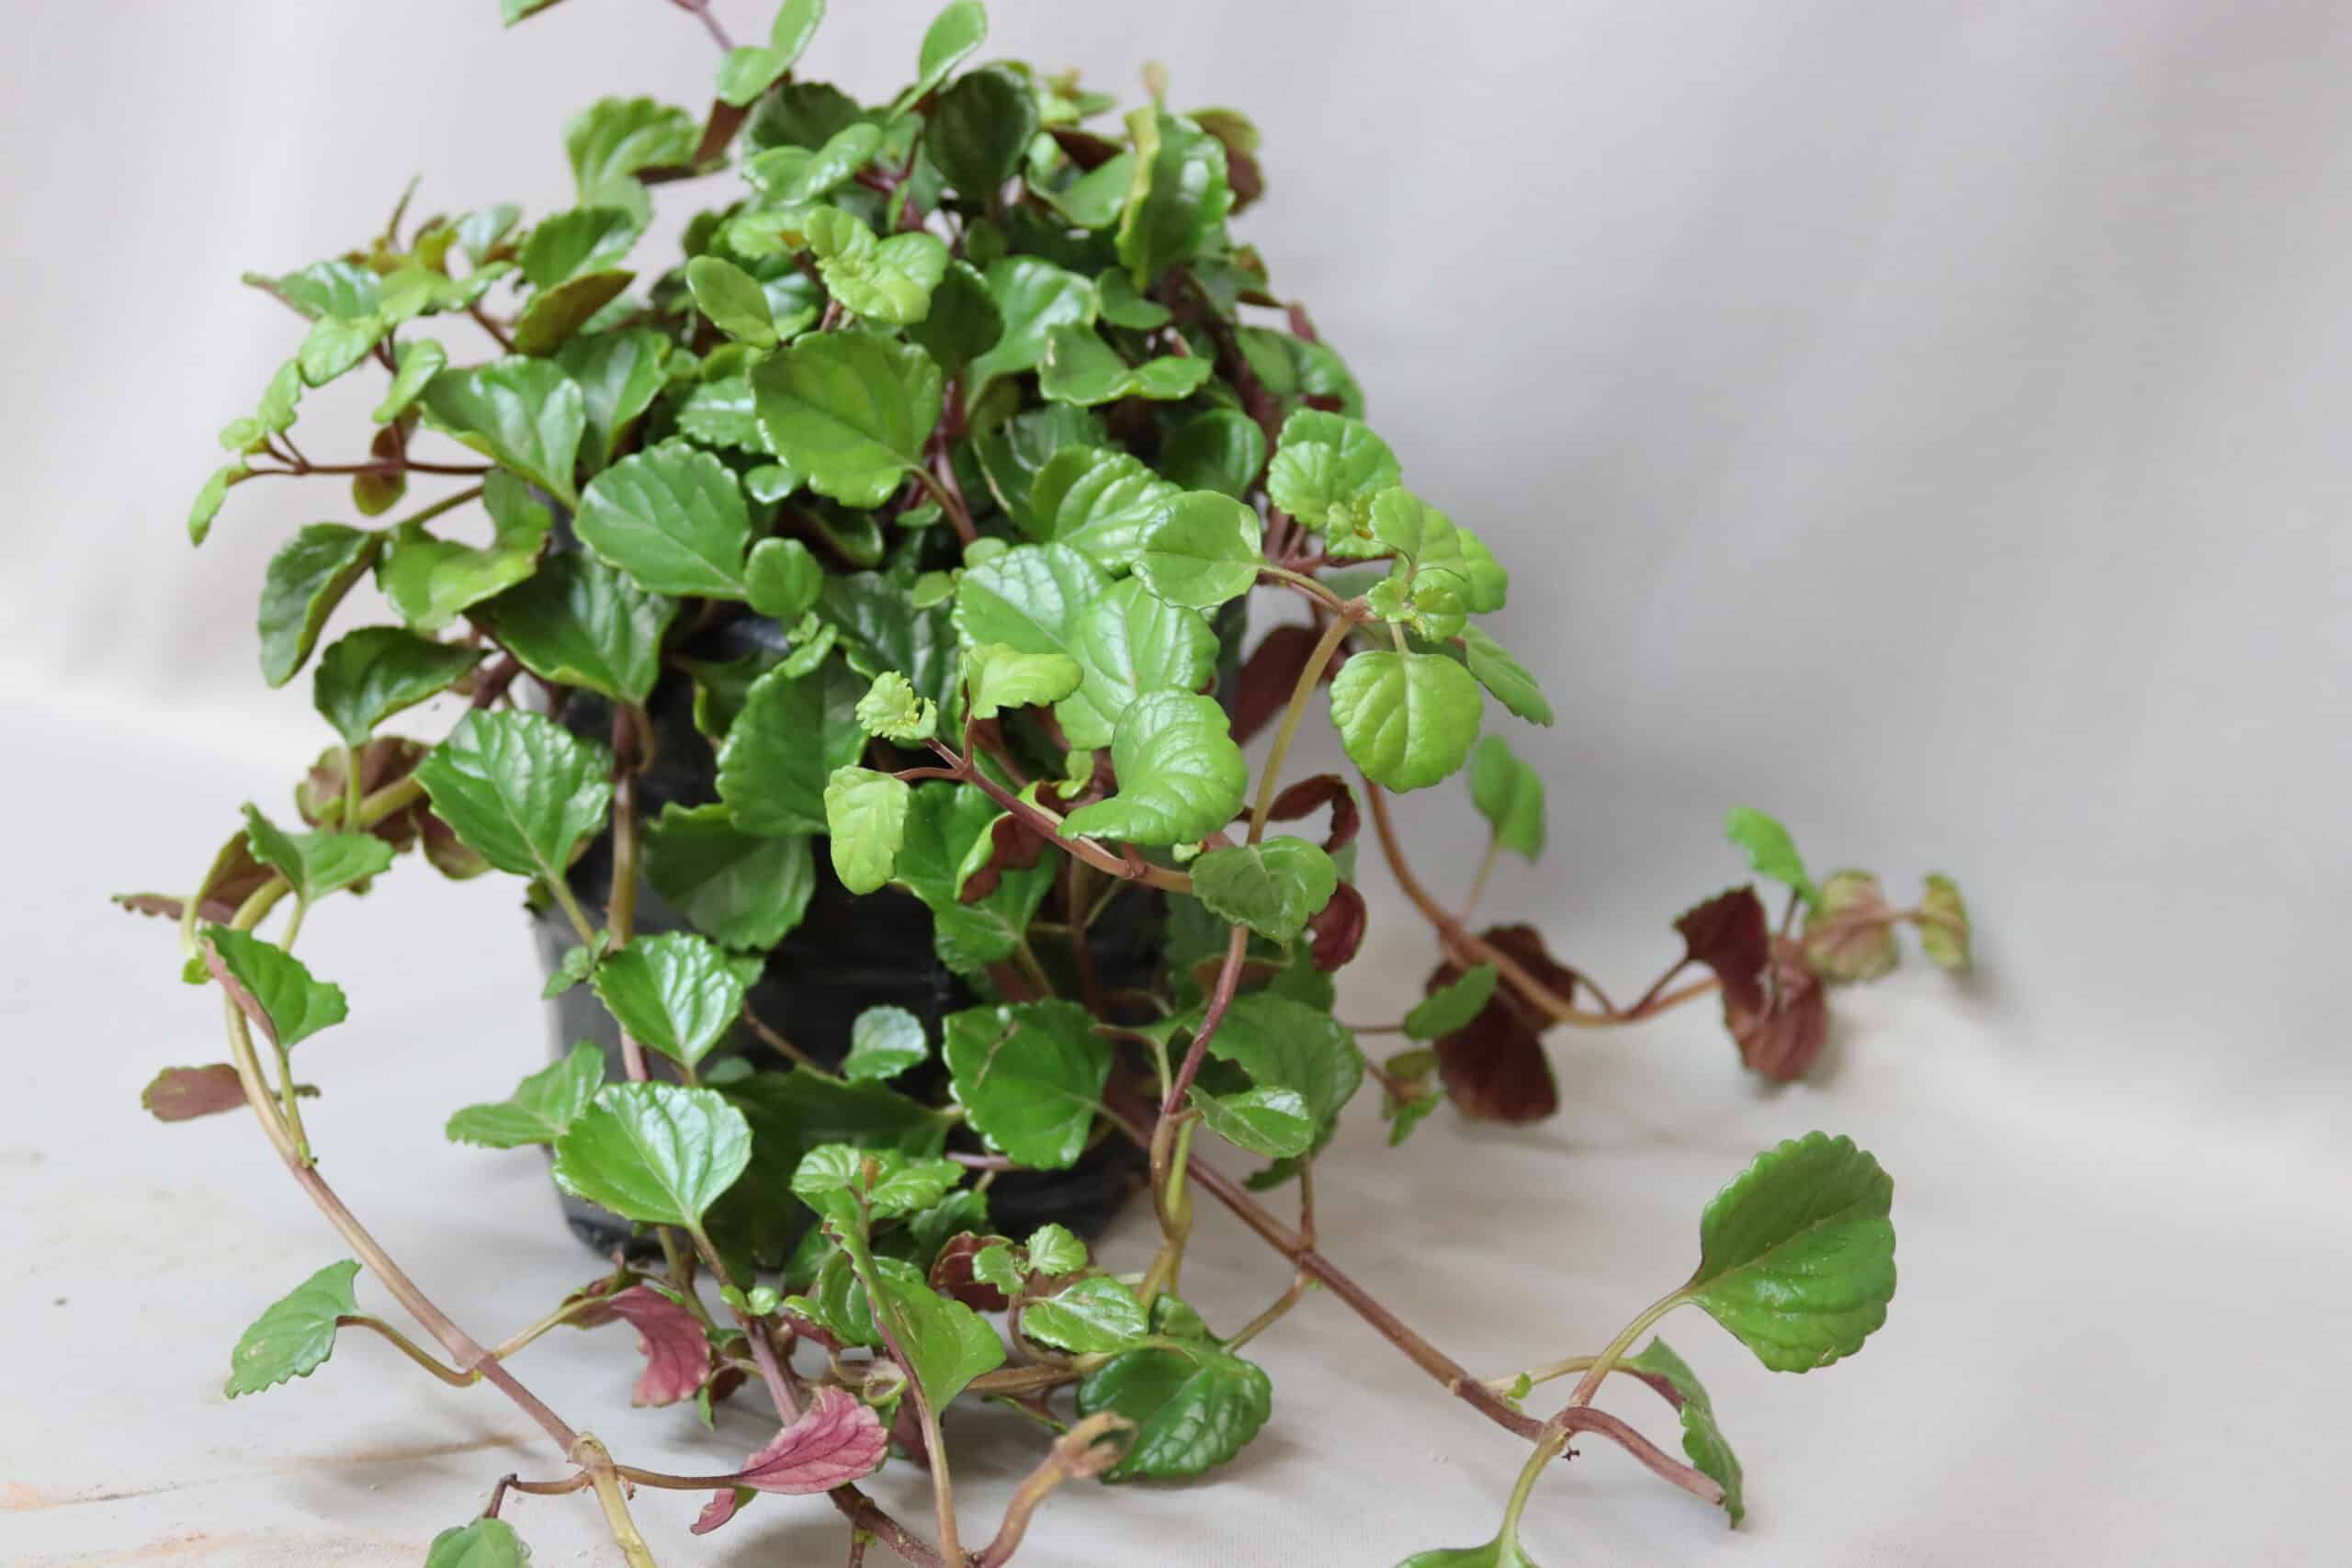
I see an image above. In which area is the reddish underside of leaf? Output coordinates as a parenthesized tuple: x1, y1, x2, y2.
(1306, 878, 1367, 971)
(1423, 923, 1576, 1122)
(573, 1284, 712, 1407)
(1674, 886, 1828, 1079)
(693, 1384, 892, 1531)
(1247, 771, 1361, 852)
(929, 1231, 1014, 1312)
(141, 1064, 249, 1122)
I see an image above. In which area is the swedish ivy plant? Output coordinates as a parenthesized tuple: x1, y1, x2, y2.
(130, 2, 1979, 1562)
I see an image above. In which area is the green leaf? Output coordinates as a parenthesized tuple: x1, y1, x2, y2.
(806, 206, 950, 324)
(854, 670, 940, 743)
(1159, 409, 1266, 500)
(1916, 874, 1972, 971)
(543, 943, 600, 998)
(822, 572, 963, 718)
(1033, 150, 1136, 231)
(824, 766, 913, 893)
(1266, 410, 1399, 544)
(1027, 445, 1182, 570)
(378, 471, 552, 633)
(1724, 807, 1818, 911)
(686, 255, 779, 347)
(500, 0, 562, 23)
(891, 783, 1054, 971)
(413, 708, 615, 884)
(574, 438, 754, 598)
(792, 1144, 965, 1219)
(929, 63, 1036, 199)
(1114, 108, 1234, 288)
(447, 1042, 606, 1148)
(644, 803, 816, 951)
(1458, 626, 1553, 727)
(1055, 578, 1218, 750)
(719, 660, 868, 836)
(1201, 991, 1363, 1131)
(373, 338, 447, 423)
(1191, 1084, 1315, 1156)
(1623, 1337, 1745, 1526)
(1093, 267, 1170, 329)
(743, 122, 885, 205)
(1024, 1223, 1088, 1277)
(965, 643, 1082, 720)
(311, 627, 483, 746)
(1404, 964, 1498, 1042)
(1470, 737, 1544, 862)
(591, 931, 753, 1069)
(257, 525, 379, 687)
(1023, 1275, 1150, 1354)
(513, 268, 634, 357)
(963, 256, 1097, 399)
(1329, 650, 1482, 793)
(1061, 689, 1246, 845)
(942, 999, 1111, 1169)
(716, 0, 826, 105)
(904, 259, 1003, 378)
(521, 207, 639, 290)
(1189, 838, 1337, 945)
(952, 541, 1107, 664)
(1038, 323, 1214, 406)
(1804, 870, 1901, 982)
(556, 328, 670, 470)
(242, 803, 393, 902)
(224, 1259, 360, 1396)
(1134, 491, 1261, 608)
(455, 203, 522, 261)
(187, 457, 246, 546)
(475, 549, 676, 705)
(738, 536, 821, 624)
(1684, 1132, 1896, 1371)
(842, 1005, 928, 1081)
(424, 1517, 530, 1568)
(552, 1082, 753, 1228)
(752, 333, 943, 507)
(567, 96, 698, 215)
(1076, 1343, 1272, 1480)
(895, 0, 988, 114)
(203, 925, 346, 1049)
(419, 357, 586, 505)
(298, 312, 387, 387)
(881, 1272, 1006, 1408)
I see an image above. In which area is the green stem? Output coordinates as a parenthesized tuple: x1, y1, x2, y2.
(1458, 837, 1501, 922)
(1246, 606, 1360, 842)
(341, 741, 363, 831)
(397, 482, 486, 530)
(1498, 1428, 1568, 1551)
(1564, 1288, 1685, 1409)
(1257, 563, 1347, 612)
(274, 1041, 311, 1163)
(544, 874, 598, 949)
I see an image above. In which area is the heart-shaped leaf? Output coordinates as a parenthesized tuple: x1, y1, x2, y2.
(475, 550, 675, 705)
(1329, 650, 1482, 792)
(312, 627, 484, 747)
(419, 356, 586, 504)
(964, 643, 1083, 720)
(202, 926, 347, 1049)
(1403, 964, 1498, 1042)
(552, 1081, 753, 1229)
(824, 766, 913, 893)
(378, 473, 553, 635)
(943, 999, 1111, 1169)
(1076, 1343, 1271, 1481)
(1023, 1275, 1150, 1355)
(1724, 807, 1817, 911)
(1159, 409, 1267, 500)
(1685, 1132, 1896, 1371)
(1056, 579, 1219, 750)
(1061, 689, 1247, 845)
(1027, 446, 1182, 570)
(752, 333, 943, 507)
(574, 438, 754, 598)
(1038, 323, 1215, 406)
(928, 63, 1036, 198)
(1135, 491, 1261, 608)
(424, 1517, 529, 1568)
(1115, 107, 1234, 288)
(842, 1005, 929, 1082)
(807, 206, 951, 324)
(590, 931, 756, 1069)
(225, 1259, 360, 1396)
(1267, 409, 1397, 544)
(414, 709, 614, 886)
(718, 660, 868, 837)
(1191, 1084, 1316, 1157)
(964, 256, 1097, 399)
(1188, 837, 1338, 945)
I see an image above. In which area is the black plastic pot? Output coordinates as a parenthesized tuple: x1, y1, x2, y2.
(534, 612, 1170, 1258)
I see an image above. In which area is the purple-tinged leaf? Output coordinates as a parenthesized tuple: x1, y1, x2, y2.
(574, 1283, 712, 1407)
(1422, 925, 1574, 1122)
(694, 1385, 889, 1534)
(1305, 878, 1367, 972)
(142, 1064, 249, 1122)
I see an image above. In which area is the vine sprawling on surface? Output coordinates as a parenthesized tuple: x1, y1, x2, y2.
(131, 1, 1975, 1562)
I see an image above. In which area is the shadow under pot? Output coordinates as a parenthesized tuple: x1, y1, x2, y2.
(532, 613, 1176, 1262)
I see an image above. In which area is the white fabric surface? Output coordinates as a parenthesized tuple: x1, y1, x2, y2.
(4, 0, 2347, 1562)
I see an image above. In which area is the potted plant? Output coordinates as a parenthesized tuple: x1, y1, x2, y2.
(131, 1, 1975, 1562)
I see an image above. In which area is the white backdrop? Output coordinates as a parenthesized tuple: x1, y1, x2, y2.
(5, 2, 2347, 1564)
